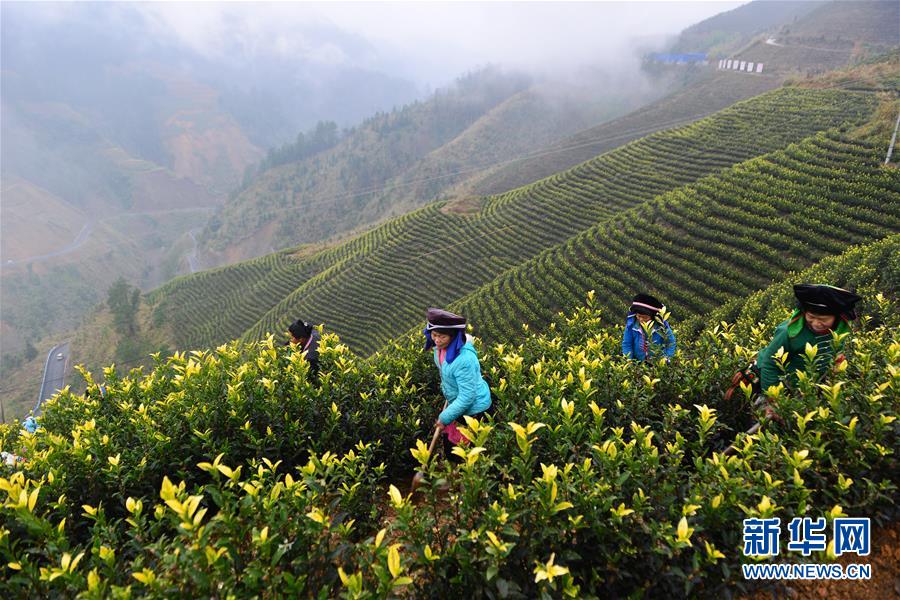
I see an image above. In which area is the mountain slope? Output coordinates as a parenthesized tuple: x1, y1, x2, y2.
(673, 0, 898, 59)
(196, 68, 676, 267)
(453, 129, 900, 343)
(240, 90, 883, 353)
(196, 69, 530, 261)
(0, 176, 86, 264)
(142, 87, 877, 356)
(196, 0, 896, 270)
(685, 234, 899, 337)
(715, 1, 898, 77)
(0, 1, 428, 380)
(672, 0, 825, 55)
(440, 0, 898, 201)
(0, 97, 221, 354)
(779, 0, 899, 48)
(367, 79, 665, 216)
(449, 68, 783, 200)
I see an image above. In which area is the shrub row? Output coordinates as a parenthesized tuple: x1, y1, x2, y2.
(455, 131, 900, 344)
(2, 277, 897, 597)
(236, 89, 877, 355)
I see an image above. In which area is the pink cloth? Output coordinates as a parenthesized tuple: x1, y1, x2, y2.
(444, 422, 469, 445)
(437, 347, 447, 364)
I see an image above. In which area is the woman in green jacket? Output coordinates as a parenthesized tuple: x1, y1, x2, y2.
(757, 284, 861, 417)
(424, 308, 492, 462)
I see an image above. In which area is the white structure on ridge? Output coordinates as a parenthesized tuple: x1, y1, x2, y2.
(718, 58, 764, 74)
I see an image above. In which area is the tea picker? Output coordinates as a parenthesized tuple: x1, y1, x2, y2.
(286, 319, 321, 375)
(724, 284, 862, 456)
(621, 294, 676, 361)
(418, 307, 494, 475)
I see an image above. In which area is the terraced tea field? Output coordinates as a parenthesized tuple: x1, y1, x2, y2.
(217, 88, 878, 353)
(455, 130, 900, 341)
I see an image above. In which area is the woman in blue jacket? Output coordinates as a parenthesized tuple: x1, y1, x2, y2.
(424, 308, 492, 462)
(622, 294, 676, 361)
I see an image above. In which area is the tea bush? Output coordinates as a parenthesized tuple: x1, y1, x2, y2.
(2, 279, 897, 597)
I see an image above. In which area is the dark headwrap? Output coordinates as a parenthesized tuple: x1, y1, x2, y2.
(288, 319, 314, 340)
(423, 308, 467, 365)
(629, 293, 664, 317)
(794, 284, 862, 320)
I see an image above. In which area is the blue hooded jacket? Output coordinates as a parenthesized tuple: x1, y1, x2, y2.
(430, 333, 492, 425)
(622, 314, 676, 361)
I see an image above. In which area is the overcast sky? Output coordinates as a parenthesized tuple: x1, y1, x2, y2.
(132, 1, 747, 83)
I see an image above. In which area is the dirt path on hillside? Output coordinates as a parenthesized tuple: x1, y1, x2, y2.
(765, 38, 852, 53)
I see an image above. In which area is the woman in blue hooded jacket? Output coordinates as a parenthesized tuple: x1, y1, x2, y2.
(622, 293, 676, 361)
(424, 308, 492, 462)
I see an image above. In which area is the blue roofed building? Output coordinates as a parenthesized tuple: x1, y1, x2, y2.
(648, 52, 709, 65)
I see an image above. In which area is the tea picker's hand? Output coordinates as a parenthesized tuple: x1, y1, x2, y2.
(434, 419, 445, 432)
(762, 401, 784, 424)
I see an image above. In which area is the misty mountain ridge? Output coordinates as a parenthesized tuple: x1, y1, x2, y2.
(206, 0, 899, 268)
(197, 60, 685, 267)
(0, 1, 430, 373)
(1, 2, 428, 194)
(673, 1, 897, 58)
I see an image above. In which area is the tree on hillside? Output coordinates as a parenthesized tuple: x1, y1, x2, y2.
(107, 277, 140, 336)
(256, 120, 342, 175)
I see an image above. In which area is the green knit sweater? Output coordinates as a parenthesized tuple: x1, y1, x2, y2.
(757, 310, 851, 391)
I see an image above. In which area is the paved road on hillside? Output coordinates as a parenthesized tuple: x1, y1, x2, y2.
(5, 222, 94, 267)
(187, 228, 201, 273)
(4, 206, 216, 268)
(36, 342, 69, 416)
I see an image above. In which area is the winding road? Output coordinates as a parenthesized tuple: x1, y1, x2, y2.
(5, 222, 94, 267)
(187, 228, 201, 273)
(36, 342, 70, 416)
(764, 37, 851, 53)
(3, 206, 216, 268)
